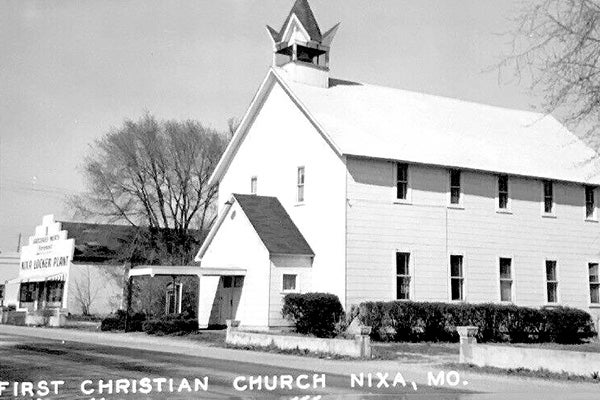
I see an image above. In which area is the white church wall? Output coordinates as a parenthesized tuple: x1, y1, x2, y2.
(201, 201, 271, 329)
(217, 82, 348, 307)
(346, 156, 600, 324)
(268, 254, 313, 327)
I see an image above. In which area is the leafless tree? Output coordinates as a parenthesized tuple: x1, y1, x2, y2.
(71, 113, 228, 264)
(500, 0, 600, 147)
(227, 117, 240, 139)
(71, 267, 101, 316)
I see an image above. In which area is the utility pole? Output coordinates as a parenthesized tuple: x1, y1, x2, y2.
(16, 233, 21, 253)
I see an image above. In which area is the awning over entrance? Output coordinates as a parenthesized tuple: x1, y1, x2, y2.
(128, 265, 246, 278)
(7, 273, 66, 284)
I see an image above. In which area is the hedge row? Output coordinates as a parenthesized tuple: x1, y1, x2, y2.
(100, 310, 146, 332)
(356, 301, 596, 344)
(282, 292, 344, 338)
(142, 314, 198, 335)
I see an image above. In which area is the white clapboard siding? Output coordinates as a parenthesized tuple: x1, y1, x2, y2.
(268, 255, 313, 327)
(217, 82, 347, 306)
(346, 156, 600, 324)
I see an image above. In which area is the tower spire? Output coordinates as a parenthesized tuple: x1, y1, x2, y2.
(266, 0, 340, 88)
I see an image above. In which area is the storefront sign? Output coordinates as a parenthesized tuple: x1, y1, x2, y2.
(19, 215, 74, 280)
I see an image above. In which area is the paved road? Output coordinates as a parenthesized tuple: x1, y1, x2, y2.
(0, 333, 468, 399)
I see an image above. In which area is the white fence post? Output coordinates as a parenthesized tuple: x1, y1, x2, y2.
(457, 326, 478, 363)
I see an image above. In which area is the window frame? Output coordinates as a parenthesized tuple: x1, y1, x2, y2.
(496, 174, 511, 213)
(585, 185, 597, 221)
(282, 273, 298, 293)
(394, 162, 412, 204)
(250, 176, 258, 195)
(545, 260, 559, 304)
(449, 254, 465, 301)
(395, 251, 411, 300)
(541, 180, 555, 217)
(448, 169, 463, 208)
(296, 166, 305, 204)
(498, 257, 514, 303)
(589, 262, 600, 305)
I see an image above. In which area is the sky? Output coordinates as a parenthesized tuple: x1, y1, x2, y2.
(0, 0, 538, 251)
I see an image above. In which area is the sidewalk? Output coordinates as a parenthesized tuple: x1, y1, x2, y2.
(1, 324, 599, 395)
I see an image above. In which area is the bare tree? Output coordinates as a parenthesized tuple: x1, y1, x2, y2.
(71, 267, 101, 315)
(500, 0, 600, 147)
(227, 117, 240, 139)
(71, 113, 228, 264)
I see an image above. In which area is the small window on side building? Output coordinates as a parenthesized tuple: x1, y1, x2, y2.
(283, 274, 297, 292)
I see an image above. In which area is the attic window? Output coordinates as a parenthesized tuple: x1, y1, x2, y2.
(297, 166, 305, 203)
(250, 176, 257, 195)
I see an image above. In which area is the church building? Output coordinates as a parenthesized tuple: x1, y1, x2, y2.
(189, 0, 600, 330)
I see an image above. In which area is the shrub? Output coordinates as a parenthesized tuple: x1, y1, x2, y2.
(142, 313, 198, 335)
(356, 301, 596, 344)
(100, 310, 146, 332)
(282, 292, 344, 338)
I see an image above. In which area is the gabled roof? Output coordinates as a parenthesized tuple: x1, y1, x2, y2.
(209, 67, 600, 186)
(195, 194, 314, 261)
(234, 194, 314, 256)
(268, 0, 322, 43)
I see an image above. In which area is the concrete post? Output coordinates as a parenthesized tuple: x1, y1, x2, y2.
(457, 326, 479, 363)
(355, 326, 372, 358)
(226, 319, 240, 331)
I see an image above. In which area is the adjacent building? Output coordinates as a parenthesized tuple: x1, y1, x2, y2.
(193, 0, 600, 330)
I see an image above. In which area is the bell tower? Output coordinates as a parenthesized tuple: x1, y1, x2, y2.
(267, 0, 340, 88)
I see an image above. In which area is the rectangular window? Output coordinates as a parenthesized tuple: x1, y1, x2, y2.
(498, 175, 509, 209)
(543, 180, 553, 214)
(590, 263, 600, 304)
(450, 255, 464, 301)
(0, 284, 4, 301)
(546, 260, 558, 303)
(234, 276, 244, 288)
(449, 170, 461, 205)
(499, 258, 513, 302)
(396, 163, 408, 200)
(19, 283, 36, 303)
(250, 176, 257, 195)
(283, 274, 297, 292)
(46, 281, 64, 303)
(396, 252, 411, 300)
(297, 167, 305, 203)
(223, 276, 233, 288)
(586, 186, 595, 219)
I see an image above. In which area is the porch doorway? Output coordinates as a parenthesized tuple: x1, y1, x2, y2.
(212, 275, 244, 325)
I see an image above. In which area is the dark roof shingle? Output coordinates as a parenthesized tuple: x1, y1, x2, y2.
(234, 194, 314, 256)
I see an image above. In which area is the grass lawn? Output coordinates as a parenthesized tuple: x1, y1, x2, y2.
(492, 341, 600, 353)
(444, 362, 600, 383)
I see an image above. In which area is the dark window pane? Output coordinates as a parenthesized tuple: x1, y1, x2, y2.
(397, 163, 408, 182)
(223, 276, 233, 288)
(396, 277, 410, 300)
(590, 263, 599, 283)
(591, 285, 600, 303)
(397, 182, 407, 200)
(451, 279, 462, 300)
(283, 274, 296, 291)
(450, 255, 463, 277)
(500, 281, 512, 301)
(500, 258, 511, 278)
(545, 261, 556, 281)
(396, 252, 409, 275)
(450, 188, 460, 204)
(547, 282, 557, 303)
(498, 175, 508, 192)
(499, 193, 508, 209)
(544, 181, 553, 197)
(544, 198, 553, 213)
(450, 170, 461, 187)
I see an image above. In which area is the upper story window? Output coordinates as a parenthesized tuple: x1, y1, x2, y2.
(297, 166, 305, 203)
(499, 257, 513, 302)
(585, 186, 596, 220)
(396, 163, 409, 200)
(250, 176, 257, 195)
(498, 175, 509, 210)
(543, 180, 554, 214)
(396, 252, 411, 300)
(450, 255, 464, 301)
(449, 170, 461, 205)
